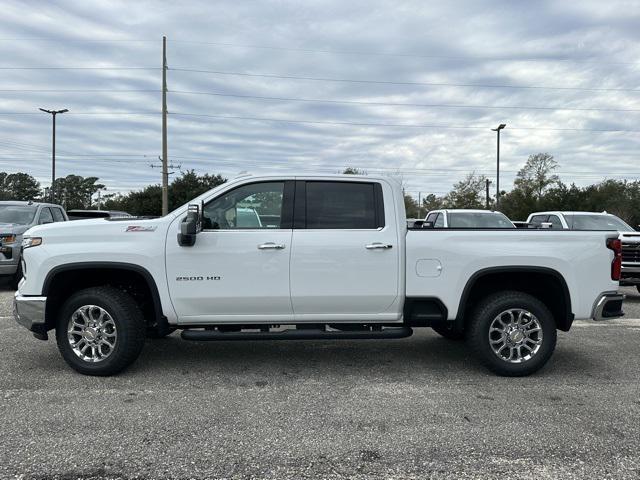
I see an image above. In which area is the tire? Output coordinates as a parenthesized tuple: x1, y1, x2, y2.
(10, 263, 22, 290)
(467, 291, 557, 377)
(55, 286, 146, 376)
(636, 285, 640, 295)
(431, 323, 465, 340)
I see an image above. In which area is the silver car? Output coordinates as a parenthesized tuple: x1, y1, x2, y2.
(0, 201, 68, 288)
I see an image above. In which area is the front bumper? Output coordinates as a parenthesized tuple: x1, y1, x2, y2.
(592, 293, 625, 321)
(13, 292, 47, 332)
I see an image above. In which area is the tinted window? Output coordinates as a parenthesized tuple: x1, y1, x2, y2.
(38, 207, 54, 224)
(564, 214, 633, 231)
(425, 213, 438, 224)
(529, 215, 548, 227)
(447, 212, 515, 228)
(203, 182, 285, 229)
(434, 213, 445, 228)
(547, 215, 562, 229)
(306, 182, 377, 229)
(51, 208, 65, 222)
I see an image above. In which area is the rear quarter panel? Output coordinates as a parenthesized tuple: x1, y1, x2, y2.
(406, 230, 618, 320)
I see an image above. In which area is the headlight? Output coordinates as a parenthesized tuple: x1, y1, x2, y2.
(0, 234, 16, 244)
(22, 237, 42, 249)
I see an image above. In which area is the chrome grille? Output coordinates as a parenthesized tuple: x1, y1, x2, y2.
(622, 243, 640, 263)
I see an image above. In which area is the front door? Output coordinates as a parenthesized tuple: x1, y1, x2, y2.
(166, 181, 294, 323)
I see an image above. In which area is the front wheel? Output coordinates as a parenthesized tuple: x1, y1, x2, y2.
(467, 291, 557, 376)
(55, 287, 146, 376)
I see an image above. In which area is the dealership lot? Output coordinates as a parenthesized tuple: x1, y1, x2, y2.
(1, 286, 639, 479)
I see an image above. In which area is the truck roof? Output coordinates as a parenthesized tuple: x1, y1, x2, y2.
(0, 200, 62, 208)
(529, 211, 612, 216)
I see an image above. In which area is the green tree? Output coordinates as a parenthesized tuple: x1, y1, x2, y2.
(514, 153, 560, 200)
(342, 167, 367, 175)
(0, 172, 41, 201)
(53, 175, 104, 209)
(422, 193, 444, 213)
(404, 194, 420, 218)
(442, 173, 488, 209)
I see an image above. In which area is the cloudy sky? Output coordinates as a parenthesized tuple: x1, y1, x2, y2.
(0, 0, 639, 199)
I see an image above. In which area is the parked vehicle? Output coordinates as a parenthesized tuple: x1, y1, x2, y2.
(527, 211, 640, 292)
(0, 201, 68, 288)
(14, 175, 623, 377)
(512, 221, 531, 229)
(67, 209, 131, 220)
(424, 209, 516, 228)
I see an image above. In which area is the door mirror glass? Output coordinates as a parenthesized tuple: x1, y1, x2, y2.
(178, 204, 201, 246)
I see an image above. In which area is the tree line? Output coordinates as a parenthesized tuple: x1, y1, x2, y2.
(397, 153, 640, 228)
(1, 153, 638, 228)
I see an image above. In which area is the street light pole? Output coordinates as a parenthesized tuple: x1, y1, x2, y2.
(39, 108, 68, 203)
(491, 123, 506, 208)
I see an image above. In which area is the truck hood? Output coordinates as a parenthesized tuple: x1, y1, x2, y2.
(0, 223, 31, 235)
(619, 232, 640, 243)
(25, 217, 168, 238)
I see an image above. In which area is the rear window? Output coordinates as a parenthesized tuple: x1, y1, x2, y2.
(564, 214, 633, 231)
(305, 182, 378, 229)
(447, 212, 515, 228)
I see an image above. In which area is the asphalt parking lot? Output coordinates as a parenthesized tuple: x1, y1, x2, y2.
(1, 286, 639, 480)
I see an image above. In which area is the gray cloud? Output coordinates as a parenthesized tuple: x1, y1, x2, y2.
(0, 0, 639, 199)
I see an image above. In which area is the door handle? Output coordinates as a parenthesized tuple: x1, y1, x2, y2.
(258, 242, 285, 250)
(365, 242, 393, 250)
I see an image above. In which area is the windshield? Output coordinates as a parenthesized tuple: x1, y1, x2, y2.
(448, 212, 515, 228)
(564, 214, 633, 231)
(0, 205, 37, 225)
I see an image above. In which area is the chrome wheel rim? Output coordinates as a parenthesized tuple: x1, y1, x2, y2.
(67, 305, 117, 363)
(489, 308, 543, 363)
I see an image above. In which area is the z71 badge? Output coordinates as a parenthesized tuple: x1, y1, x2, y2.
(126, 225, 157, 232)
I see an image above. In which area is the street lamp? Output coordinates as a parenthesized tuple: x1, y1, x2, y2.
(39, 108, 68, 203)
(491, 123, 506, 208)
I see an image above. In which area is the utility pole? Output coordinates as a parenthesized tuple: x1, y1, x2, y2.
(491, 123, 506, 208)
(485, 179, 491, 209)
(417, 191, 422, 218)
(39, 108, 68, 203)
(161, 35, 169, 216)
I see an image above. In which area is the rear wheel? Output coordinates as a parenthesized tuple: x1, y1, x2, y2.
(55, 286, 146, 376)
(467, 291, 556, 376)
(10, 263, 22, 290)
(431, 323, 465, 340)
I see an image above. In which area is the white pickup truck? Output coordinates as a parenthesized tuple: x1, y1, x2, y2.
(14, 174, 624, 377)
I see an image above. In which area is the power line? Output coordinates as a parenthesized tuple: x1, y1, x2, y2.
(170, 90, 640, 113)
(0, 66, 159, 70)
(0, 89, 160, 93)
(167, 40, 640, 66)
(170, 68, 640, 93)
(0, 111, 160, 115)
(170, 112, 640, 133)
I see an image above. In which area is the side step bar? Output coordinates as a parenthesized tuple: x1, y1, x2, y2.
(181, 327, 413, 341)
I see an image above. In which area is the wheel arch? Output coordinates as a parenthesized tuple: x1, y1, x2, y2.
(455, 266, 574, 332)
(42, 262, 165, 331)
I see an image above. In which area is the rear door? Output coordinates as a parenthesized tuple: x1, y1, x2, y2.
(289, 180, 401, 321)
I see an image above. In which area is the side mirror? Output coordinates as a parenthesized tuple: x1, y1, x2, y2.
(423, 221, 434, 229)
(177, 204, 202, 247)
(540, 222, 553, 229)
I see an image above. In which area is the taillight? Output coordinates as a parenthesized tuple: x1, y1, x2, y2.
(606, 238, 622, 281)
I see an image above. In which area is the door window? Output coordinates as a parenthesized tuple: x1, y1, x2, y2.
(425, 213, 438, 224)
(434, 213, 445, 228)
(547, 215, 562, 229)
(203, 182, 285, 229)
(38, 207, 54, 224)
(529, 215, 548, 227)
(305, 182, 378, 229)
(51, 208, 65, 222)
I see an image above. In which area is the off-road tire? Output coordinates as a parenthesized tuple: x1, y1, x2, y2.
(56, 286, 146, 376)
(467, 291, 557, 376)
(431, 323, 465, 340)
